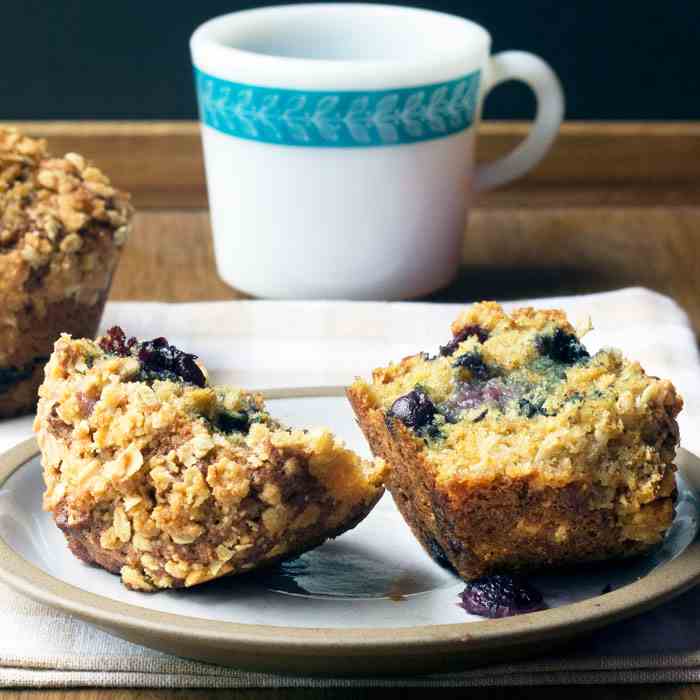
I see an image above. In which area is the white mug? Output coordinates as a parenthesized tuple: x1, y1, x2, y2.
(191, 4, 564, 300)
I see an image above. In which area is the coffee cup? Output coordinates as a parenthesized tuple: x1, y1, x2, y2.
(191, 4, 564, 299)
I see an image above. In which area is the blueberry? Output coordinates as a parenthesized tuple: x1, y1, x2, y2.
(215, 409, 250, 434)
(444, 383, 485, 413)
(174, 353, 205, 386)
(473, 409, 488, 423)
(537, 329, 590, 365)
(459, 575, 547, 618)
(439, 325, 489, 357)
(100, 327, 206, 387)
(138, 337, 171, 370)
(138, 337, 206, 387)
(452, 351, 492, 380)
(388, 388, 437, 431)
(99, 326, 137, 357)
(481, 379, 507, 405)
(440, 377, 516, 421)
(519, 397, 548, 418)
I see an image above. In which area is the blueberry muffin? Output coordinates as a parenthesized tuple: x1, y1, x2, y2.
(347, 302, 682, 580)
(36, 328, 386, 591)
(0, 127, 131, 418)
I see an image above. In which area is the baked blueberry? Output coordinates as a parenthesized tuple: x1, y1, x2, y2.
(460, 575, 547, 618)
(100, 326, 206, 388)
(439, 324, 489, 357)
(388, 388, 437, 431)
(215, 409, 251, 434)
(452, 351, 492, 380)
(537, 328, 589, 365)
(138, 336, 206, 387)
(519, 397, 549, 418)
(99, 326, 137, 356)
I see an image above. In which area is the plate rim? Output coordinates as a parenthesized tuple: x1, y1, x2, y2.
(1, 385, 699, 660)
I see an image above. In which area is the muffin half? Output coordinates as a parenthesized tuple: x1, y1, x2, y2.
(37, 328, 386, 591)
(0, 127, 131, 417)
(347, 302, 682, 580)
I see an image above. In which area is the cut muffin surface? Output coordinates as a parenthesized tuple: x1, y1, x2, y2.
(0, 127, 131, 417)
(347, 302, 682, 580)
(36, 328, 386, 591)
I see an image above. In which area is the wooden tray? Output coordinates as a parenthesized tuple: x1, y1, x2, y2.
(7, 121, 700, 209)
(6, 120, 695, 332)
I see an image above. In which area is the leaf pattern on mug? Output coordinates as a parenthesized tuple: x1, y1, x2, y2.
(195, 68, 480, 147)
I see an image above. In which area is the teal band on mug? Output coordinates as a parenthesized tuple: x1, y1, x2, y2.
(194, 67, 481, 148)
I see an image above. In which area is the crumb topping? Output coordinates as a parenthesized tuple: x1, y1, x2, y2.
(0, 127, 132, 366)
(99, 326, 207, 388)
(0, 127, 131, 254)
(36, 333, 386, 591)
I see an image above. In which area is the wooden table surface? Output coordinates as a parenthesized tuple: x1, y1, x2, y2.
(3, 121, 699, 698)
(108, 208, 700, 335)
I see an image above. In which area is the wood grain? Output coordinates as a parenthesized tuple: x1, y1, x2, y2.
(4, 121, 700, 209)
(111, 208, 700, 334)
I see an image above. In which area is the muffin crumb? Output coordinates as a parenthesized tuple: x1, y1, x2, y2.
(348, 302, 682, 580)
(36, 330, 386, 591)
(0, 127, 132, 416)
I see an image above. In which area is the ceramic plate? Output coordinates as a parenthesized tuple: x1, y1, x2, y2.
(0, 387, 699, 676)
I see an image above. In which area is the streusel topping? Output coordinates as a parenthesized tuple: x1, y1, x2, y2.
(0, 127, 132, 366)
(37, 332, 386, 591)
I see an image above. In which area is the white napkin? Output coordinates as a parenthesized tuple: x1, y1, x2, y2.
(3, 285, 698, 455)
(1, 286, 699, 687)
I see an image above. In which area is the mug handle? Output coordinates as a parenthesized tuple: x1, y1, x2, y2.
(474, 51, 565, 192)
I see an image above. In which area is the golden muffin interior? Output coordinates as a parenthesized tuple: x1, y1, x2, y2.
(347, 302, 682, 580)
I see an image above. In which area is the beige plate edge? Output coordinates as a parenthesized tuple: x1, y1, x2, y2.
(0, 385, 699, 675)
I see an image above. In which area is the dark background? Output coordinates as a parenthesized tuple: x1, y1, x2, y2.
(3, 0, 698, 120)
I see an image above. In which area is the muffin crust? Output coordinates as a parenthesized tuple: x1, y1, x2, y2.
(0, 127, 131, 416)
(348, 302, 682, 580)
(36, 332, 386, 591)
